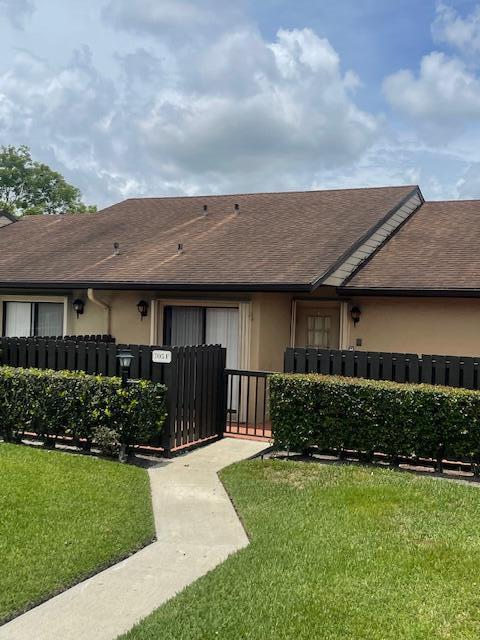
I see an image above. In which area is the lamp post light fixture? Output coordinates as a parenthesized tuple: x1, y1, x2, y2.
(117, 349, 134, 387)
(72, 298, 85, 319)
(350, 306, 361, 326)
(137, 299, 149, 320)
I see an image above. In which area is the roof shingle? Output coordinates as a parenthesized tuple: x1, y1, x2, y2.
(346, 200, 480, 291)
(0, 186, 416, 289)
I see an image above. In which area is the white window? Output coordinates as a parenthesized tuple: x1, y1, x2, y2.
(3, 301, 64, 338)
(307, 315, 331, 348)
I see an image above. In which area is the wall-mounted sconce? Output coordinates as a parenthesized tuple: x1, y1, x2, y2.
(350, 305, 361, 326)
(72, 298, 85, 319)
(137, 300, 149, 320)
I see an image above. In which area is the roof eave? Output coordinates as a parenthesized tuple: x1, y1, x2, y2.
(338, 287, 480, 299)
(0, 209, 18, 223)
(0, 281, 313, 293)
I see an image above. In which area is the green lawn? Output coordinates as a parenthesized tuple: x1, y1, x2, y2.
(123, 460, 480, 640)
(0, 443, 154, 623)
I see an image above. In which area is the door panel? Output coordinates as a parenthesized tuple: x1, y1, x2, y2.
(295, 305, 340, 348)
(205, 308, 239, 369)
(35, 303, 64, 337)
(170, 307, 204, 346)
(4, 302, 32, 337)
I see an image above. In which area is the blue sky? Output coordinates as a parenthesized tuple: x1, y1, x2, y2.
(1, 0, 480, 207)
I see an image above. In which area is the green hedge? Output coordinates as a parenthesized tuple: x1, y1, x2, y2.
(0, 366, 167, 454)
(270, 373, 480, 463)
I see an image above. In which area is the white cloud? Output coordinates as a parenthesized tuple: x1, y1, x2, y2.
(383, 51, 480, 122)
(0, 0, 34, 30)
(102, 0, 246, 41)
(139, 27, 378, 181)
(432, 2, 480, 55)
(269, 28, 340, 79)
(0, 1, 380, 207)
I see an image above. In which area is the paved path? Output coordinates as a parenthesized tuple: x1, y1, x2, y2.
(0, 438, 267, 640)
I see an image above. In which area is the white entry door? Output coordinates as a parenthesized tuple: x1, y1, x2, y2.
(205, 308, 239, 369)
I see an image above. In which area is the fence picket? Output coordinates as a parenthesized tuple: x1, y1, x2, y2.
(86, 342, 97, 374)
(47, 341, 57, 370)
(463, 358, 475, 389)
(433, 355, 446, 385)
(394, 354, 406, 383)
(408, 354, 419, 383)
(356, 351, 368, 378)
(344, 351, 355, 377)
(283, 347, 480, 394)
(332, 350, 342, 375)
(448, 356, 460, 386)
(369, 353, 380, 379)
(319, 349, 330, 374)
(307, 348, 317, 373)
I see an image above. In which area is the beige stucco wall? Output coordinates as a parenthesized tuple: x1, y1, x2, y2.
(249, 293, 292, 372)
(7, 289, 480, 366)
(249, 289, 347, 371)
(0, 289, 330, 370)
(68, 290, 153, 344)
(348, 297, 480, 357)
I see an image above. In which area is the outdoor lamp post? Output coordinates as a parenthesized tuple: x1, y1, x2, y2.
(117, 349, 134, 388)
(116, 349, 134, 462)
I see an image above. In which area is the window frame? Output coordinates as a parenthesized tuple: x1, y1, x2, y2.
(1, 296, 67, 338)
(306, 314, 332, 349)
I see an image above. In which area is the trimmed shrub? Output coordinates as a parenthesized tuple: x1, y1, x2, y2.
(92, 425, 121, 456)
(0, 366, 167, 454)
(270, 373, 480, 464)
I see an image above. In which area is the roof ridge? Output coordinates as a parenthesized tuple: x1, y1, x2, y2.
(425, 198, 480, 204)
(120, 184, 418, 203)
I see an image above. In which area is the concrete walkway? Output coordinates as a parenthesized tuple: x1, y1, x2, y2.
(0, 438, 267, 640)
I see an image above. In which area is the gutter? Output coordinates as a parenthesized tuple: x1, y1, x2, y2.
(0, 281, 313, 293)
(87, 288, 111, 334)
(337, 287, 480, 299)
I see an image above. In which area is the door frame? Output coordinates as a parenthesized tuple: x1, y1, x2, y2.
(290, 299, 350, 349)
(151, 298, 252, 368)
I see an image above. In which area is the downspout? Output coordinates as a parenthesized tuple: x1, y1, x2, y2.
(87, 288, 111, 336)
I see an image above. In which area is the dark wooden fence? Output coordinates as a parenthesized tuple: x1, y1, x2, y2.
(0, 337, 163, 380)
(0, 337, 226, 456)
(225, 369, 272, 438)
(284, 347, 480, 390)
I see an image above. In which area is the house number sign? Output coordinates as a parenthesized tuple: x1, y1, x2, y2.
(152, 349, 172, 364)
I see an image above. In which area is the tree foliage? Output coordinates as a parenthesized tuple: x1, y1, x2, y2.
(0, 145, 96, 216)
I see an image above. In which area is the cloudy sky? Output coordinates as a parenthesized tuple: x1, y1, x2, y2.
(1, 0, 480, 208)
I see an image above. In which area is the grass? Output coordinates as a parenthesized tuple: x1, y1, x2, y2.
(0, 443, 154, 623)
(123, 459, 480, 640)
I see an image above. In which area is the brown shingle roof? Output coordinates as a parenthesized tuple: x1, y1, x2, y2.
(0, 186, 416, 290)
(346, 200, 480, 291)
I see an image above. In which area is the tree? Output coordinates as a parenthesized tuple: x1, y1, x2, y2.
(0, 145, 96, 216)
